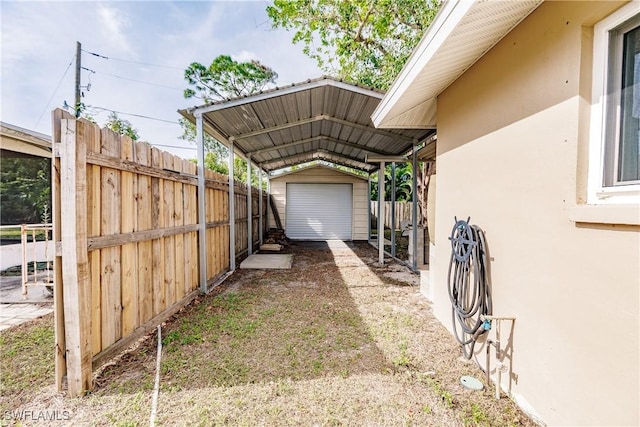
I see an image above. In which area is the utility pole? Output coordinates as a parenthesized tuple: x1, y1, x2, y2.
(75, 41, 81, 118)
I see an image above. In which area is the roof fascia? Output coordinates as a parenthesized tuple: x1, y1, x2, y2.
(188, 78, 384, 116)
(371, 0, 473, 127)
(270, 164, 368, 181)
(260, 150, 373, 173)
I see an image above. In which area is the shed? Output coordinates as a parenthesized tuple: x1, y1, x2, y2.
(269, 164, 368, 240)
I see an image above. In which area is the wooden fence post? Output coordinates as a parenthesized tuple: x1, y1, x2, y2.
(52, 110, 68, 391)
(59, 118, 92, 396)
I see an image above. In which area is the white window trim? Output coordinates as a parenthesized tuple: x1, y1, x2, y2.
(587, 1, 640, 206)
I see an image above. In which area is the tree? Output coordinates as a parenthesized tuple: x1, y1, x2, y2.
(184, 55, 278, 102)
(182, 55, 278, 187)
(370, 163, 412, 201)
(105, 112, 139, 141)
(179, 117, 228, 159)
(267, 1, 440, 224)
(266, 0, 440, 90)
(0, 155, 51, 225)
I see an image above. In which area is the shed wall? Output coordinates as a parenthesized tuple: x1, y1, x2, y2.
(269, 166, 368, 240)
(432, 2, 638, 426)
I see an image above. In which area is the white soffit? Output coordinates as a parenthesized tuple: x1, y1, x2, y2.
(372, 0, 543, 129)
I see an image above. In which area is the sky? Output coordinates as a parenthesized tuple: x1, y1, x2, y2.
(0, 0, 323, 159)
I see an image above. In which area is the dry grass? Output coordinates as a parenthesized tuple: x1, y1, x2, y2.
(0, 241, 535, 426)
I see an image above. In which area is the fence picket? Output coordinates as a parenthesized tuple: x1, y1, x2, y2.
(173, 156, 185, 301)
(100, 127, 122, 348)
(52, 109, 266, 396)
(120, 136, 138, 336)
(85, 121, 102, 356)
(150, 148, 165, 315)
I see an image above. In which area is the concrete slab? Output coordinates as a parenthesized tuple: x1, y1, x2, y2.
(240, 254, 293, 269)
(0, 302, 53, 331)
(0, 274, 53, 304)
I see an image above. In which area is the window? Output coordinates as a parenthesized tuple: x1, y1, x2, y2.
(589, 3, 640, 205)
(605, 15, 640, 184)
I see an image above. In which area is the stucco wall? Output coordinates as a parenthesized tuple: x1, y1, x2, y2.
(269, 166, 368, 240)
(432, 1, 638, 425)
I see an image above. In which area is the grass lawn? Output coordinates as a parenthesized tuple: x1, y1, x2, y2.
(0, 241, 534, 426)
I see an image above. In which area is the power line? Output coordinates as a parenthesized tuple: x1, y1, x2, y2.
(93, 70, 182, 91)
(109, 57, 184, 71)
(151, 143, 196, 150)
(82, 49, 107, 59)
(82, 48, 183, 70)
(90, 106, 180, 124)
(34, 56, 74, 128)
(82, 106, 195, 151)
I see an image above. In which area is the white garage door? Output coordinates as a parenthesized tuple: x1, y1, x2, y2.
(286, 183, 352, 240)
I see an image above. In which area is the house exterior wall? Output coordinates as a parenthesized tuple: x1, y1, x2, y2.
(269, 166, 368, 240)
(431, 2, 638, 426)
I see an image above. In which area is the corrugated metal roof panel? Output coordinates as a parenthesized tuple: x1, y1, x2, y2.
(180, 77, 434, 173)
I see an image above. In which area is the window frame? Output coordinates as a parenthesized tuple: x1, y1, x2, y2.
(588, 2, 640, 205)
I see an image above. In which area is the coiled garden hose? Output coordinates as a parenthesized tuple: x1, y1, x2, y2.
(447, 217, 492, 359)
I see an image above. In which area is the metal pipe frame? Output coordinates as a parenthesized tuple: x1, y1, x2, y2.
(391, 162, 396, 258)
(266, 176, 271, 231)
(367, 174, 371, 241)
(411, 140, 418, 271)
(228, 138, 236, 271)
(196, 113, 208, 293)
(247, 155, 252, 256)
(259, 169, 263, 245)
(378, 162, 385, 265)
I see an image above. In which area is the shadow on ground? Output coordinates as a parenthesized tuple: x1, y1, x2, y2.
(94, 241, 394, 392)
(3, 241, 536, 426)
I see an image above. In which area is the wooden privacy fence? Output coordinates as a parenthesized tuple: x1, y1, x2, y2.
(51, 110, 267, 396)
(370, 201, 413, 230)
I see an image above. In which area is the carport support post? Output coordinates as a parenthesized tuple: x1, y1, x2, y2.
(412, 140, 418, 271)
(267, 176, 271, 230)
(391, 162, 396, 258)
(196, 113, 207, 293)
(228, 138, 236, 271)
(247, 156, 252, 256)
(259, 169, 263, 245)
(378, 162, 385, 265)
(367, 174, 371, 241)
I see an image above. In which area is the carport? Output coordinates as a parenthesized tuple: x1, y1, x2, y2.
(179, 77, 435, 268)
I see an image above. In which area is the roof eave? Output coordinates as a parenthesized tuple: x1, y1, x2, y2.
(184, 76, 384, 117)
(372, 0, 544, 129)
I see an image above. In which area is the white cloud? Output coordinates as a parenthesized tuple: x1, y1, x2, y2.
(232, 50, 260, 63)
(0, 1, 322, 157)
(97, 4, 135, 56)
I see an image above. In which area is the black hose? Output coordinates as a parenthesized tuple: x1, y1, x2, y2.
(447, 218, 492, 359)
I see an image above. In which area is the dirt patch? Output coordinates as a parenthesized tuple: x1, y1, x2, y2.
(1, 241, 536, 426)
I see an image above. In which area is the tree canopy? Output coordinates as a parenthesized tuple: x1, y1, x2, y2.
(184, 55, 278, 102)
(182, 54, 278, 188)
(267, 0, 440, 90)
(0, 155, 51, 225)
(105, 112, 139, 141)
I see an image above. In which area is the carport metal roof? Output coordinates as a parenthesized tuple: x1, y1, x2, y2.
(179, 77, 435, 174)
